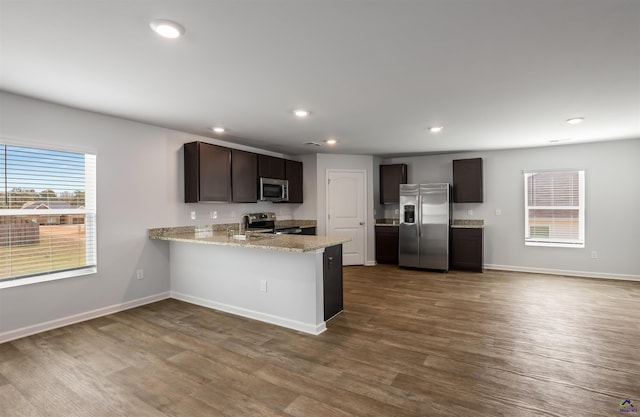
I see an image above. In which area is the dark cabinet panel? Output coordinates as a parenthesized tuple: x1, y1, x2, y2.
(184, 142, 231, 203)
(300, 226, 316, 235)
(380, 164, 407, 204)
(258, 155, 286, 180)
(284, 159, 303, 203)
(450, 228, 483, 272)
(323, 244, 343, 321)
(453, 158, 483, 203)
(231, 149, 257, 203)
(375, 226, 399, 264)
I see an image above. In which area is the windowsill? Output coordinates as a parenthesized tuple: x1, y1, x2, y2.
(0, 267, 97, 289)
(525, 241, 585, 249)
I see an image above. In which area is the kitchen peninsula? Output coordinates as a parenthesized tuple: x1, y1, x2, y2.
(149, 225, 349, 335)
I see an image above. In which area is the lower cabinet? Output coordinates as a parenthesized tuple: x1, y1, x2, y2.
(375, 226, 399, 264)
(323, 244, 343, 321)
(450, 228, 484, 272)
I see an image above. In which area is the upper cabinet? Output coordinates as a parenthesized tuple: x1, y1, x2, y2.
(258, 155, 286, 180)
(380, 164, 407, 204)
(184, 141, 301, 204)
(231, 149, 258, 203)
(284, 159, 303, 203)
(184, 141, 231, 203)
(453, 158, 483, 203)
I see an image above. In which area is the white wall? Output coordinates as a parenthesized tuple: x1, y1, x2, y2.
(383, 139, 640, 279)
(0, 92, 298, 339)
(170, 241, 326, 335)
(315, 153, 377, 265)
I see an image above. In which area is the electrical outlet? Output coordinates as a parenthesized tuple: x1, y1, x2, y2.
(495, 209, 502, 216)
(190, 211, 196, 220)
(259, 280, 267, 292)
(591, 251, 598, 259)
(136, 269, 144, 280)
(467, 209, 473, 216)
(210, 210, 217, 219)
(394, 209, 399, 215)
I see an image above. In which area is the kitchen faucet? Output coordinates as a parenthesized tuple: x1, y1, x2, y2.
(239, 214, 249, 235)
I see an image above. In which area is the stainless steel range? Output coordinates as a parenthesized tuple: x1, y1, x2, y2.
(243, 212, 303, 235)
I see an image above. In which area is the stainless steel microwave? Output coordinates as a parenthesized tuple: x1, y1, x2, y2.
(259, 177, 289, 202)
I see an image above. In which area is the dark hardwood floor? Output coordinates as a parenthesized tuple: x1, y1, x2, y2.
(1, 265, 639, 416)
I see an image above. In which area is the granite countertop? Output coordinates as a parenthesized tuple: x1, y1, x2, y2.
(148, 224, 346, 253)
(451, 219, 484, 229)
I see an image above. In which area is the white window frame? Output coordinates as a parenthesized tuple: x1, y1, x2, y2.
(0, 145, 97, 289)
(524, 169, 585, 248)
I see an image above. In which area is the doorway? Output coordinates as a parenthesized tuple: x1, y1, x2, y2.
(326, 169, 366, 265)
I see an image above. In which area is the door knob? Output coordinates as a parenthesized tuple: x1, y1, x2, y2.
(359, 222, 365, 225)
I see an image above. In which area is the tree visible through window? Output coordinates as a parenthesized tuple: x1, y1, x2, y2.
(524, 170, 585, 247)
(0, 144, 96, 283)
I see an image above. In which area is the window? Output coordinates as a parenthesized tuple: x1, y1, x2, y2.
(524, 170, 584, 247)
(0, 144, 96, 287)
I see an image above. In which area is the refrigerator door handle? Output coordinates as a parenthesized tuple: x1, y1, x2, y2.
(417, 195, 421, 237)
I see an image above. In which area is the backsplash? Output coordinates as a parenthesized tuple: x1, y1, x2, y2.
(178, 201, 297, 227)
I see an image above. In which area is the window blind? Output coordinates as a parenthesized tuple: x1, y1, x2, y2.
(0, 144, 96, 282)
(524, 170, 584, 247)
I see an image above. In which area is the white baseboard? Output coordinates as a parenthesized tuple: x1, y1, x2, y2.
(171, 291, 327, 335)
(0, 291, 170, 344)
(485, 264, 640, 282)
(365, 260, 377, 266)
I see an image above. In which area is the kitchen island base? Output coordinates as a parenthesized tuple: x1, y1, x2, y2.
(168, 241, 342, 335)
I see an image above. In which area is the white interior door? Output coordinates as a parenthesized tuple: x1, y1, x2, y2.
(327, 170, 366, 265)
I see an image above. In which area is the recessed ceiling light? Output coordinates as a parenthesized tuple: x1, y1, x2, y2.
(429, 126, 444, 133)
(566, 117, 584, 125)
(293, 109, 310, 118)
(212, 127, 226, 133)
(150, 19, 185, 39)
(326, 138, 337, 145)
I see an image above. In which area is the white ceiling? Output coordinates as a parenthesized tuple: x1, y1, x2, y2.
(1, 0, 639, 157)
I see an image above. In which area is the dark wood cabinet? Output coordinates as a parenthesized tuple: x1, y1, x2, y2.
(323, 244, 343, 321)
(453, 158, 483, 203)
(300, 226, 316, 235)
(450, 228, 483, 272)
(375, 226, 399, 264)
(284, 159, 303, 203)
(231, 149, 257, 203)
(184, 141, 231, 203)
(380, 164, 407, 204)
(258, 155, 286, 180)
(185, 142, 301, 204)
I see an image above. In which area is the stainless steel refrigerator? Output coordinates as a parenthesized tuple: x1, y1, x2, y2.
(399, 183, 451, 271)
